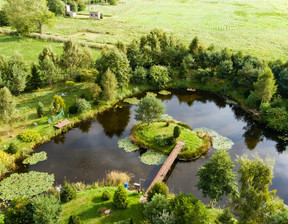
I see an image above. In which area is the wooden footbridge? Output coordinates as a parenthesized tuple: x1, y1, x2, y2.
(142, 141, 185, 200)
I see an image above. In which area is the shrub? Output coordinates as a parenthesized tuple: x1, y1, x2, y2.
(108, 0, 119, 5)
(144, 194, 170, 223)
(5, 143, 19, 154)
(47, 0, 65, 15)
(216, 208, 235, 224)
(149, 65, 170, 88)
(265, 107, 288, 132)
(170, 193, 209, 224)
(173, 126, 181, 139)
(37, 101, 45, 117)
(61, 182, 76, 203)
(132, 66, 147, 84)
(246, 93, 259, 107)
(76, 98, 91, 113)
(147, 182, 168, 202)
(260, 102, 270, 113)
(266, 210, 288, 224)
(69, 215, 82, 224)
(100, 13, 104, 19)
(18, 130, 41, 142)
(106, 170, 132, 186)
(155, 134, 175, 147)
(102, 190, 111, 201)
(78, 2, 86, 11)
(32, 194, 62, 224)
(113, 184, 129, 209)
(50, 95, 65, 114)
(3, 197, 35, 224)
(69, 105, 78, 114)
(0, 10, 9, 26)
(66, 81, 75, 87)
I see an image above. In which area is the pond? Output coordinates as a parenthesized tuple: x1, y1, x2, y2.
(26, 90, 288, 204)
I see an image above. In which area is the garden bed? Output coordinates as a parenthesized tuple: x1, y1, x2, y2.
(131, 120, 211, 160)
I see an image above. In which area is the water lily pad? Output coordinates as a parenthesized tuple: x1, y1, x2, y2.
(158, 90, 171, 95)
(194, 128, 234, 150)
(146, 92, 157, 97)
(23, 151, 47, 165)
(140, 151, 167, 165)
(123, 97, 140, 105)
(118, 137, 139, 152)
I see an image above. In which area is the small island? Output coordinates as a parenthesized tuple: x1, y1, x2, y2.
(131, 94, 211, 160)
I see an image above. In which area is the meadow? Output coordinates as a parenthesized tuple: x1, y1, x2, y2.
(40, 0, 288, 61)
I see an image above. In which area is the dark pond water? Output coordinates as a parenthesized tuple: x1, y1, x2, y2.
(26, 90, 288, 204)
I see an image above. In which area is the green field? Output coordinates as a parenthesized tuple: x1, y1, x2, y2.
(39, 0, 288, 61)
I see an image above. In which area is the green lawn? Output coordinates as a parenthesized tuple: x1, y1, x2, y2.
(40, 0, 288, 61)
(58, 187, 145, 224)
(131, 121, 210, 160)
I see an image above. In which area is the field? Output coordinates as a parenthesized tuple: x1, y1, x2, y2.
(38, 0, 288, 61)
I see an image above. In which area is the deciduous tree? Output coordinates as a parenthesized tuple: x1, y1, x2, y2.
(101, 69, 117, 102)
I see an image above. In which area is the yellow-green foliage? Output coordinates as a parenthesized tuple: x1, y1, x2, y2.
(0, 151, 16, 179)
(18, 130, 41, 142)
(105, 170, 133, 186)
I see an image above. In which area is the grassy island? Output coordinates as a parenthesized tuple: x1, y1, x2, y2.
(131, 120, 211, 160)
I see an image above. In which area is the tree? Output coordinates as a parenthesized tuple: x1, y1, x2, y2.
(277, 69, 288, 98)
(39, 46, 58, 65)
(253, 67, 277, 103)
(26, 63, 42, 91)
(170, 193, 209, 224)
(197, 149, 237, 205)
(0, 87, 16, 135)
(76, 99, 91, 113)
(113, 184, 129, 209)
(217, 60, 234, 78)
(266, 210, 288, 224)
(40, 56, 58, 86)
(101, 69, 118, 102)
(37, 101, 45, 118)
(189, 36, 200, 55)
(3, 197, 35, 224)
(131, 66, 147, 84)
(47, 0, 65, 15)
(61, 182, 76, 203)
(96, 47, 131, 89)
(4, 0, 55, 34)
(10, 64, 27, 95)
(216, 208, 235, 224)
(135, 95, 165, 125)
(173, 126, 181, 139)
(50, 95, 65, 114)
(265, 107, 288, 133)
(149, 65, 170, 88)
(144, 194, 170, 223)
(230, 155, 285, 224)
(32, 194, 62, 224)
(147, 182, 168, 202)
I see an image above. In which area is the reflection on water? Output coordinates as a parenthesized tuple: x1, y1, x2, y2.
(28, 90, 288, 204)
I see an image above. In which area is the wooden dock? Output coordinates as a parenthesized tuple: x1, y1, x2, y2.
(144, 141, 185, 197)
(54, 119, 71, 129)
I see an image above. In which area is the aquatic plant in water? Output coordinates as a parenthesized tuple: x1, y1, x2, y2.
(158, 90, 171, 95)
(140, 151, 167, 165)
(123, 97, 140, 105)
(0, 171, 54, 204)
(23, 151, 47, 165)
(146, 92, 157, 97)
(118, 137, 139, 152)
(194, 128, 234, 150)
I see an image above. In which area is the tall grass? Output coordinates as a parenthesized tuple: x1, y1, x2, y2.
(105, 170, 133, 186)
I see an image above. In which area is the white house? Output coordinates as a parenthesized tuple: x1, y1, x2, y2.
(90, 11, 101, 19)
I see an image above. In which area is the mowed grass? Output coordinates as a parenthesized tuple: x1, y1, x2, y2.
(57, 187, 145, 224)
(131, 121, 209, 159)
(0, 35, 101, 63)
(39, 0, 288, 61)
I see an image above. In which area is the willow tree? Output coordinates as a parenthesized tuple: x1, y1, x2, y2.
(0, 87, 16, 135)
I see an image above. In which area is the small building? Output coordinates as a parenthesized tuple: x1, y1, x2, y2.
(64, 5, 70, 13)
(65, 5, 77, 18)
(90, 11, 101, 19)
(68, 11, 77, 18)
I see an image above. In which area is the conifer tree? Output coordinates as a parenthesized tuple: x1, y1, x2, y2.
(101, 69, 118, 102)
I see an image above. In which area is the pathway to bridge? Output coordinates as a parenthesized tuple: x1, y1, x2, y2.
(143, 141, 185, 198)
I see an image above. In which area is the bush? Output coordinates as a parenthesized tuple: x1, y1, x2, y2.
(61, 182, 76, 203)
(102, 190, 111, 201)
(173, 126, 181, 139)
(144, 194, 170, 223)
(106, 170, 132, 186)
(147, 181, 168, 202)
(266, 210, 288, 224)
(47, 0, 65, 15)
(4, 143, 19, 154)
(50, 95, 65, 114)
(69, 215, 82, 224)
(246, 93, 259, 107)
(32, 194, 62, 224)
(76, 98, 91, 113)
(37, 101, 45, 117)
(78, 2, 86, 11)
(155, 134, 175, 147)
(132, 66, 147, 84)
(265, 107, 288, 132)
(216, 208, 235, 224)
(108, 0, 119, 5)
(0, 10, 9, 26)
(260, 102, 270, 113)
(69, 105, 78, 114)
(3, 197, 35, 224)
(18, 130, 41, 143)
(113, 184, 129, 209)
(170, 193, 209, 224)
(100, 13, 104, 19)
(149, 65, 170, 88)
(66, 81, 75, 87)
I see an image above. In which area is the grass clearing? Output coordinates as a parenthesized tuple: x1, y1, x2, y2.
(57, 187, 145, 224)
